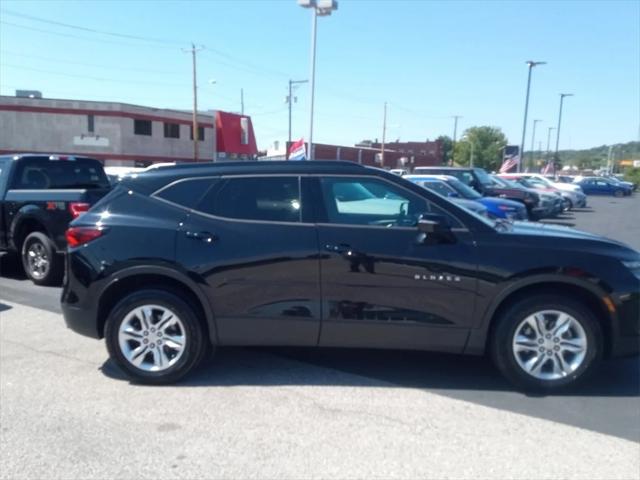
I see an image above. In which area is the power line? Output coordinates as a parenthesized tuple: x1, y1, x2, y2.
(0, 8, 184, 46)
(0, 50, 182, 75)
(1, 63, 189, 87)
(0, 21, 177, 49)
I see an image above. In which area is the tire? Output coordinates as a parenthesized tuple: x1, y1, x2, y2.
(490, 294, 602, 392)
(105, 289, 210, 385)
(21, 231, 64, 286)
(614, 189, 623, 198)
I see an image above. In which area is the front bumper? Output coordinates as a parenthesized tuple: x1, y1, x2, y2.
(610, 291, 640, 357)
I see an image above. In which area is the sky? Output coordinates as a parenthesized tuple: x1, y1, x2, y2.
(1, 0, 639, 151)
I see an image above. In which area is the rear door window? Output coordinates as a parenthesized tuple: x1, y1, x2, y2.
(10, 157, 110, 190)
(196, 176, 302, 223)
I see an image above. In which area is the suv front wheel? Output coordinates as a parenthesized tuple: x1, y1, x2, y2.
(105, 289, 209, 384)
(491, 294, 602, 391)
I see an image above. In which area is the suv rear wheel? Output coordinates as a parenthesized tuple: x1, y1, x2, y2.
(105, 289, 209, 384)
(21, 231, 64, 286)
(491, 294, 602, 391)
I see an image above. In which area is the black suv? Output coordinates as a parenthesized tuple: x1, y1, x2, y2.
(61, 161, 640, 390)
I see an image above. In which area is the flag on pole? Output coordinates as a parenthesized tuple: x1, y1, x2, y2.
(288, 138, 306, 160)
(499, 145, 520, 173)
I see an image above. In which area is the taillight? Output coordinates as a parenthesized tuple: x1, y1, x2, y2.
(69, 202, 90, 219)
(65, 227, 104, 247)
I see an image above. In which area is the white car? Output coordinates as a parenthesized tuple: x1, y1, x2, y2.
(519, 173, 582, 194)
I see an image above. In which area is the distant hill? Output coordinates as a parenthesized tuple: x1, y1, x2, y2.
(532, 141, 640, 169)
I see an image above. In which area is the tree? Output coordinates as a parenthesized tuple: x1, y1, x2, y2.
(453, 126, 508, 172)
(436, 135, 453, 165)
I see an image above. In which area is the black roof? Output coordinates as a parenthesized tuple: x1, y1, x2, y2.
(0, 153, 101, 162)
(124, 160, 372, 194)
(414, 166, 475, 171)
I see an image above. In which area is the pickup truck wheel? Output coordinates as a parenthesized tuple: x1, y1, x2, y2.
(491, 294, 602, 392)
(21, 232, 64, 286)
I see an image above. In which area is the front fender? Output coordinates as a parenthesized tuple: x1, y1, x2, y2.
(464, 273, 614, 356)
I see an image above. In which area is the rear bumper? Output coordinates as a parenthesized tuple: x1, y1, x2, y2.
(61, 301, 101, 339)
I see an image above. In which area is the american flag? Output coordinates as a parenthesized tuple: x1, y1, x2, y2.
(541, 161, 553, 175)
(499, 145, 520, 173)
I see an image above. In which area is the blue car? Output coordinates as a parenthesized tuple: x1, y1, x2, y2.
(405, 175, 529, 220)
(574, 177, 632, 197)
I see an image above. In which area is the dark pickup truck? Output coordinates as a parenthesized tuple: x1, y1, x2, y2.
(0, 154, 111, 285)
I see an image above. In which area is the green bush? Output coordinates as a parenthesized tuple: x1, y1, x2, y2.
(623, 167, 640, 186)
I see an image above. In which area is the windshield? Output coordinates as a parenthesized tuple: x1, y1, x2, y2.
(492, 176, 522, 189)
(447, 178, 482, 199)
(473, 168, 494, 186)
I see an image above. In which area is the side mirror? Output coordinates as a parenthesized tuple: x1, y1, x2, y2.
(447, 191, 459, 198)
(417, 213, 455, 244)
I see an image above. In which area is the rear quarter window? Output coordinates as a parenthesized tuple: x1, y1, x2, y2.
(10, 157, 109, 190)
(154, 178, 217, 209)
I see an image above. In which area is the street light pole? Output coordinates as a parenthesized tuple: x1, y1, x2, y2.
(546, 126, 556, 163)
(381, 102, 387, 168)
(530, 119, 541, 171)
(298, 0, 338, 160)
(451, 115, 461, 165)
(554, 93, 574, 175)
(519, 60, 546, 172)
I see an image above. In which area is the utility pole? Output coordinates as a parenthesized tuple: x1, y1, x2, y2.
(381, 102, 387, 168)
(183, 43, 204, 162)
(240, 88, 244, 115)
(451, 115, 461, 165)
(286, 79, 308, 158)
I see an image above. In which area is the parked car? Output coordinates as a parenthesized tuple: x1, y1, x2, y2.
(405, 174, 528, 220)
(401, 176, 488, 217)
(0, 154, 111, 285)
(61, 161, 640, 391)
(389, 169, 408, 176)
(104, 166, 145, 186)
(499, 175, 571, 212)
(574, 177, 632, 197)
(515, 173, 587, 209)
(412, 166, 542, 218)
(490, 175, 555, 219)
(604, 175, 636, 192)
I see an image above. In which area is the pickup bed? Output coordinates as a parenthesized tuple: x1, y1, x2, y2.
(0, 154, 111, 285)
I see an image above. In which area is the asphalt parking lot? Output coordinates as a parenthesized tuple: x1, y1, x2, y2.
(1, 194, 639, 479)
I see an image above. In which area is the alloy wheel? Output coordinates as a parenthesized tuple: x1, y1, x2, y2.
(512, 309, 587, 380)
(26, 242, 49, 279)
(118, 305, 187, 372)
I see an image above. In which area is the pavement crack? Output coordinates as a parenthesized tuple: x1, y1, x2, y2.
(1, 338, 96, 366)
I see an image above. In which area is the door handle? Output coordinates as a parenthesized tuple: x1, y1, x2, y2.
(185, 231, 217, 243)
(324, 243, 353, 255)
